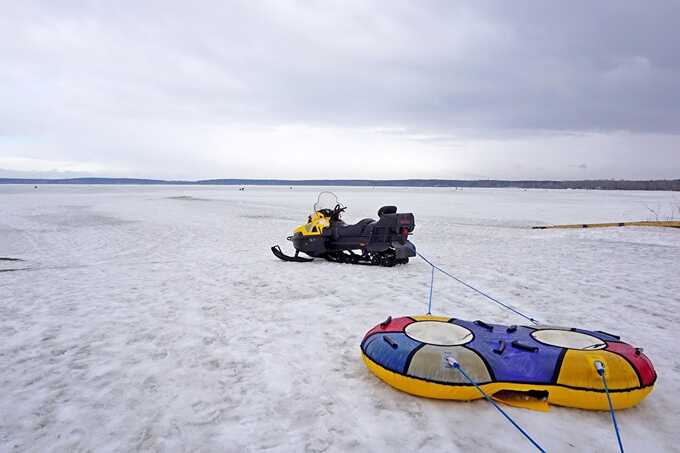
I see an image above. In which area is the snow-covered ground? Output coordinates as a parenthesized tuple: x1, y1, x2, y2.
(1, 185, 679, 452)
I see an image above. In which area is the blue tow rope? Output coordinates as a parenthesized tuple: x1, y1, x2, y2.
(417, 252, 539, 324)
(427, 265, 435, 315)
(595, 361, 625, 453)
(444, 356, 546, 452)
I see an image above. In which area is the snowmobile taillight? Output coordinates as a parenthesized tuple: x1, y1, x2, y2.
(400, 227, 409, 239)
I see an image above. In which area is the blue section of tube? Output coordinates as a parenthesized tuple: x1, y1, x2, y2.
(452, 320, 563, 383)
(363, 332, 421, 374)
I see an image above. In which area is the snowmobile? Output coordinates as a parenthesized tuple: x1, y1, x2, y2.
(271, 192, 416, 266)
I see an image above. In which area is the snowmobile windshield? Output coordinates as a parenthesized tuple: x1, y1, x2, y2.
(314, 191, 340, 212)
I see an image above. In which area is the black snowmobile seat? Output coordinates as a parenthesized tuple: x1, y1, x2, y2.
(378, 206, 397, 216)
(335, 218, 374, 238)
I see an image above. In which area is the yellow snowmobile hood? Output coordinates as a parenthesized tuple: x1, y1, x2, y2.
(293, 211, 332, 237)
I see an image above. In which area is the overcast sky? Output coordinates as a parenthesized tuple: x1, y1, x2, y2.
(1, 1, 679, 180)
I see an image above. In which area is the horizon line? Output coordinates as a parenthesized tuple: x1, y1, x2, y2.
(1, 176, 679, 192)
(2, 176, 679, 183)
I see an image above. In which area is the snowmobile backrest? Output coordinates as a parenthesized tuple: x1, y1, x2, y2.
(378, 206, 397, 216)
(374, 212, 415, 236)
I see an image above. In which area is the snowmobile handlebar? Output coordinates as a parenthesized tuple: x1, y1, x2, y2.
(317, 204, 346, 221)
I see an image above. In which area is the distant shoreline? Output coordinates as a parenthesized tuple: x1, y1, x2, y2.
(1, 177, 678, 191)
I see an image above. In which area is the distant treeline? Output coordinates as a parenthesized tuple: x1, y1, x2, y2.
(1, 177, 679, 191)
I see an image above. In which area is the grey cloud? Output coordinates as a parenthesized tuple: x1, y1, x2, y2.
(1, 1, 679, 178)
(0, 167, 95, 179)
(4, 1, 680, 133)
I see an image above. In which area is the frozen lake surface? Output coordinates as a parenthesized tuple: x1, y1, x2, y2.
(1, 185, 679, 452)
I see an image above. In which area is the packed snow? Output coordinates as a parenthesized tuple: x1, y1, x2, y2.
(1, 185, 679, 452)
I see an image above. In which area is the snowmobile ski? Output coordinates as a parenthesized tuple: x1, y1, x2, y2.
(271, 245, 314, 262)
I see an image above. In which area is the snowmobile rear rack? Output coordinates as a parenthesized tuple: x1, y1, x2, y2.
(271, 245, 314, 262)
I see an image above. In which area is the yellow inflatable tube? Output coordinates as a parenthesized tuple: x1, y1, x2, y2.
(361, 315, 656, 411)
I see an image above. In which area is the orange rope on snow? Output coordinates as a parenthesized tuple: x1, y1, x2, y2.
(532, 220, 680, 230)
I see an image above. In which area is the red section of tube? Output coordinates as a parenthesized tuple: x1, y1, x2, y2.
(362, 316, 414, 341)
(606, 341, 657, 386)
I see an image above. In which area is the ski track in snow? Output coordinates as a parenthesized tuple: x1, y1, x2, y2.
(1, 185, 679, 452)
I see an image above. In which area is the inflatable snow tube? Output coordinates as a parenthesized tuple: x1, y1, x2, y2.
(361, 315, 656, 411)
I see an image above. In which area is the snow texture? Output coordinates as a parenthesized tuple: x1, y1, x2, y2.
(1, 185, 679, 452)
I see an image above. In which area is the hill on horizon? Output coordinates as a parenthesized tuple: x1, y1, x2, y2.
(0, 177, 679, 191)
